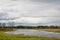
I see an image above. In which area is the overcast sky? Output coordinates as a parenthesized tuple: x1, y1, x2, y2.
(0, 0, 60, 26)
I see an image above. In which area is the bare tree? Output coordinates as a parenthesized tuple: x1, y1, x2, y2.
(3, 23, 6, 26)
(0, 23, 1, 27)
(8, 22, 14, 30)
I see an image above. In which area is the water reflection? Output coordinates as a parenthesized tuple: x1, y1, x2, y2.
(5, 29, 60, 38)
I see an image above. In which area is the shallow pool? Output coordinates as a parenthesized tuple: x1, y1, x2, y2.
(5, 29, 60, 38)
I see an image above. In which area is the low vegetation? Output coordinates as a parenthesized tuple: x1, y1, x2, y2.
(0, 31, 60, 40)
(40, 29, 60, 33)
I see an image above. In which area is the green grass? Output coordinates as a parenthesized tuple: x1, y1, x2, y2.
(0, 31, 60, 40)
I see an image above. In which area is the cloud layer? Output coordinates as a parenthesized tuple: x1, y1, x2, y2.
(0, 0, 60, 26)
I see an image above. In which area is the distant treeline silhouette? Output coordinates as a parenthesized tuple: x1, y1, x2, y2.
(0, 22, 60, 29)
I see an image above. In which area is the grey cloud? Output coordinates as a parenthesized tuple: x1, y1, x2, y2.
(30, 0, 60, 3)
(1, 0, 60, 17)
(0, 0, 60, 26)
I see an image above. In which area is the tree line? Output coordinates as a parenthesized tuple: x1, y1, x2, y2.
(0, 22, 60, 29)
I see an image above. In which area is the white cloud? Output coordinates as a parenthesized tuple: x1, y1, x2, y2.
(0, 0, 60, 17)
(14, 17, 42, 23)
(13, 17, 60, 26)
(0, 0, 60, 26)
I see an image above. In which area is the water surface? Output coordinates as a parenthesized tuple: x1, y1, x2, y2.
(5, 29, 60, 38)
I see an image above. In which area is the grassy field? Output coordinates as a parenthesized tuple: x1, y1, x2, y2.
(39, 29, 60, 33)
(0, 30, 60, 40)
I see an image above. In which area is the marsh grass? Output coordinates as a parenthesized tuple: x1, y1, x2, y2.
(39, 29, 60, 33)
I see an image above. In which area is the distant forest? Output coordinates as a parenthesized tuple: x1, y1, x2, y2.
(0, 22, 60, 29)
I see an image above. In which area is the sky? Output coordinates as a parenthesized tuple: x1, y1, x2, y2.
(0, 0, 60, 26)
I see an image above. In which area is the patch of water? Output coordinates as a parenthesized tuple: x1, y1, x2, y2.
(5, 29, 60, 38)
